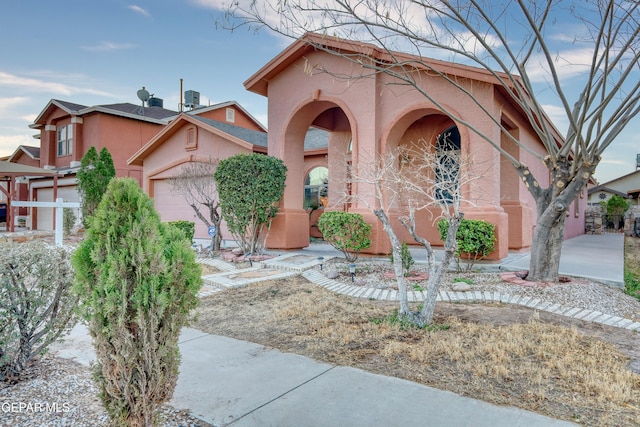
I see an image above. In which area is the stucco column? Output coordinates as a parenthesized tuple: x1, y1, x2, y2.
(463, 127, 509, 259)
(265, 112, 310, 250)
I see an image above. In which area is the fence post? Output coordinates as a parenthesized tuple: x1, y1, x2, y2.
(55, 198, 64, 246)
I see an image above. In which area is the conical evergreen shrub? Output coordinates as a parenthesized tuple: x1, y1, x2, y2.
(72, 178, 201, 426)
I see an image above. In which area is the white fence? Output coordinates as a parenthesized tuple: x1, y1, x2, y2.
(11, 198, 80, 246)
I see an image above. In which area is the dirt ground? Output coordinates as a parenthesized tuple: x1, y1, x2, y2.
(193, 273, 640, 427)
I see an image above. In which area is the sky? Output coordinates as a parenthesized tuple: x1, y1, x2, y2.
(0, 0, 637, 184)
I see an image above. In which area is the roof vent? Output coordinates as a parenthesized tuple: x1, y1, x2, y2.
(148, 97, 163, 108)
(184, 90, 200, 109)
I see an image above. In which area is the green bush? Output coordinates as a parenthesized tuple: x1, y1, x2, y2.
(0, 241, 77, 382)
(214, 153, 287, 254)
(318, 211, 371, 262)
(63, 207, 76, 235)
(72, 178, 201, 426)
(438, 218, 495, 271)
(167, 220, 195, 242)
(390, 242, 415, 276)
(77, 147, 116, 228)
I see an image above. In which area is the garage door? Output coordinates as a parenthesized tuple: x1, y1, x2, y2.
(36, 186, 80, 231)
(152, 179, 226, 240)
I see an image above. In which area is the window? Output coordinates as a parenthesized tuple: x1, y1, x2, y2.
(185, 126, 197, 150)
(226, 108, 235, 123)
(57, 124, 73, 157)
(435, 126, 461, 203)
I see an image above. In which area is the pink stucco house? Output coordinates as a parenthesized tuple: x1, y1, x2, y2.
(23, 99, 178, 229)
(128, 104, 329, 241)
(240, 33, 586, 259)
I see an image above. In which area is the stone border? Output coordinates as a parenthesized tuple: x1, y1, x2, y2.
(301, 270, 640, 332)
(194, 258, 640, 332)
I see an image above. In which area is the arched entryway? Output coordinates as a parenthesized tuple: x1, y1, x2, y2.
(378, 112, 464, 246)
(266, 99, 356, 249)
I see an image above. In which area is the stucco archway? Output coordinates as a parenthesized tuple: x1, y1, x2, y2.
(267, 99, 357, 249)
(379, 110, 464, 245)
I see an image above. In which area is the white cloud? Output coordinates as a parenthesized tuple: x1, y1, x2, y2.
(0, 71, 114, 97)
(0, 97, 29, 112)
(526, 47, 594, 83)
(81, 41, 137, 52)
(128, 5, 150, 17)
(539, 104, 568, 134)
(0, 134, 35, 157)
(599, 159, 631, 166)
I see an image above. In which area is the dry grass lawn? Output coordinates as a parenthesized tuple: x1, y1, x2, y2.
(193, 273, 640, 427)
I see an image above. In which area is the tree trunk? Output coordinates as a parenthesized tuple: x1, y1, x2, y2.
(518, 155, 595, 283)
(528, 204, 566, 282)
(400, 212, 463, 327)
(372, 209, 411, 315)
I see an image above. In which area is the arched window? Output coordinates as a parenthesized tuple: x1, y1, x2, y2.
(304, 166, 328, 209)
(435, 126, 461, 203)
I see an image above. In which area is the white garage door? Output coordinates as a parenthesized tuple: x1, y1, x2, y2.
(36, 186, 80, 231)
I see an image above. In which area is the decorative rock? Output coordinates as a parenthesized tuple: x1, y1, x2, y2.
(326, 270, 340, 279)
(222, 252, 237, 262)
(452, 282, 472, 292)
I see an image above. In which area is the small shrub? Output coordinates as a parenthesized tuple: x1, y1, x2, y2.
(63, 207, 76, 235)
(168, 220, 195, 242)
(453, 277, 474, 285)
(318, 211, 371, 262)
(390, 242, 415, 276)
(438, 218, 496, 272)
(0, 241, 78, 382)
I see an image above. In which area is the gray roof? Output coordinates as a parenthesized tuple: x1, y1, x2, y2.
(303, 127, 329, 150)
(54, 99, 88, 113)
(192, 116, 330, 150)
(98, 103, 178, 120)
(193, 116, 268, 148)
(21, 146, 40, 158)
(50, 99, 178, 121)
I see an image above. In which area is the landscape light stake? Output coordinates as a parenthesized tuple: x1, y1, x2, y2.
(317, 256, 324, 270)
(349, 263, 356, 283)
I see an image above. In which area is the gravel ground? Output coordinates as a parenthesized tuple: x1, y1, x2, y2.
(0, 356, 210, 427)
(323, 258, 640, 321)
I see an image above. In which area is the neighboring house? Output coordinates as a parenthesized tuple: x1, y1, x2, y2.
(128, 111, 328, 240)
(15, 97, 266, 231)
(243, 33, 587, 259)
(0, 145, 40, 209)
(22, 99, 179, 230)
(588, 169, 640, 206)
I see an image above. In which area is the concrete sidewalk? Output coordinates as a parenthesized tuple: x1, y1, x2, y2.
(171, 328, 576, 427)
(52, 325, 576, 427)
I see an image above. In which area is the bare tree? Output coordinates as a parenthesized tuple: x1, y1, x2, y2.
(340, 138, 478, 326)
(167, 159, 223, 251)
(223, 0, 639, 282)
